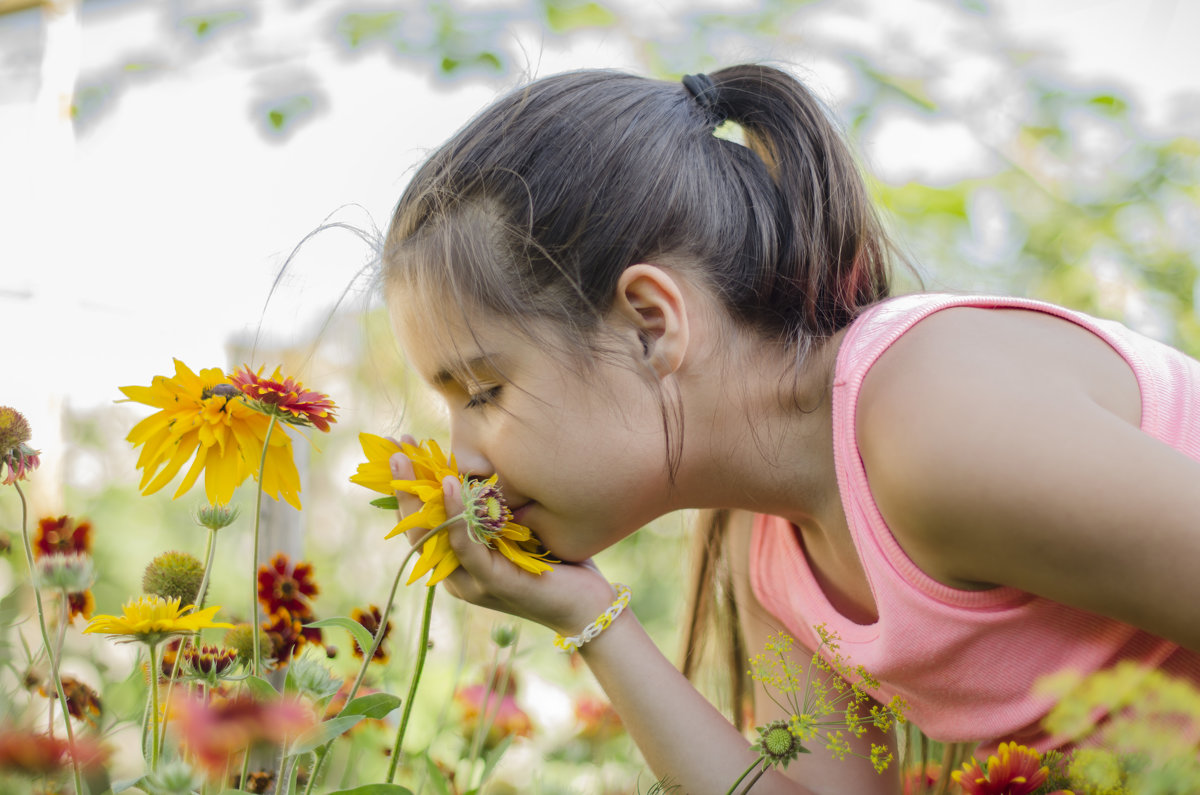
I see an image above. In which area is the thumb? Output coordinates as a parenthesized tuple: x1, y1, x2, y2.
(442, 475, 463, 515)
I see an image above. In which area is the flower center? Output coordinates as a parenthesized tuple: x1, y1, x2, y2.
(462, 480, 514, 546)
(764, 726, 794, 757)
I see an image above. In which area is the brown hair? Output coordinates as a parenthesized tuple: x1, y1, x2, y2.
(385, 63, 892, 361)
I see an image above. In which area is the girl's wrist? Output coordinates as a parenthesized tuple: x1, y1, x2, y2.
(553, 583, 631, 653)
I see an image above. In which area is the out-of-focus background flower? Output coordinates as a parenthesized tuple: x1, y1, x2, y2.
(1, 1, 1198, 790)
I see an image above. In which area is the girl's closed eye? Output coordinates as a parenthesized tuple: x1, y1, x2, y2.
(465, 385, 502, 409)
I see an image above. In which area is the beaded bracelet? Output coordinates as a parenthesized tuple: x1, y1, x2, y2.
(553, 583, 631, 653)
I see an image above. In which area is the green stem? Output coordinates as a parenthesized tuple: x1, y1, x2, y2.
(466, 643, 501, 776)
(736, 762, 769, 795)
(387, 583, 437, 783)
(158, 527, 219, 749)
(14, 481, 84, 795)
(343, 523, 448, 705)
(196, 526, 219, 610)
(302, 522, 448, 795)
(275, 742, 291, 795)
(251, 412, 279, 680)
(724, 757, 764, 795)
(147, 641, 162, 771)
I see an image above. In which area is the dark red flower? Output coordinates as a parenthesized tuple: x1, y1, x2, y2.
(229, 366, 337, 432)
(257, 553, 319, 618)
(263, 608, 323, 666)
(67, 589, 94, 622)
(34, 516, 91, 558)
(350, 605, 392, 664)
(39, 676, 102, 729)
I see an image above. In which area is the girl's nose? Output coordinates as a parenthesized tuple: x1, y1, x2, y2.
(450, 438, 493, 481)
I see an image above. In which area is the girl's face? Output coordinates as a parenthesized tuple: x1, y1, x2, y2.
(392, 296, 675, 563)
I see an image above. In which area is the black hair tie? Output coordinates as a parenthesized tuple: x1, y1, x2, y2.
(682, 73, 724, 122)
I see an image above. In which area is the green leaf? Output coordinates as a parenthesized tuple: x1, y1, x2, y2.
(326, 785, 415, 795)
(339, 692, 402, 719)
(545, 0, 617, 33)
(0, 586, 24, 626)
(287, 714, 365, 755)
(422, 755, 453, 795)
(305, 616, 374, 658)
(370, 495, 400, 510)
(477, 734, 514, 787)
(245, 675, 278, 700)
(111, 775, 145, 793)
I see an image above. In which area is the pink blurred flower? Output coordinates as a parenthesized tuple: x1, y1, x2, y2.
(170, 692, 315, 776)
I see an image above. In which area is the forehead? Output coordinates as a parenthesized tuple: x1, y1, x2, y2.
(388, 282, 517, 386)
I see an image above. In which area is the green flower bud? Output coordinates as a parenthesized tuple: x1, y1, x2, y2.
(142, 550, 205, 606)
(194, 502, 240, 532)
(36, 553, 95, 593)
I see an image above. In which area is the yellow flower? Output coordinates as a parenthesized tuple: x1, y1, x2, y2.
(84, 595, 233, 645)
(348, 432, 405, 496)
(120, 359, 301, 508)
(350, 434, 553, 586)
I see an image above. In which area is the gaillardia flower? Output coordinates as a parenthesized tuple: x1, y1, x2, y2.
(34, 515, 91, 558)
(229, 365, 337, 431)
(120, 359, 301, 508)
(349, 434, 553, 585)
(0, 405, 40, 485)
(84, 595, 233, 646)
(951, 741, 1050, 795)
(257, 552, 319, 617)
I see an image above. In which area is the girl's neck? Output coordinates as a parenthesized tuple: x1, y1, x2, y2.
(671, 326, 848, 531)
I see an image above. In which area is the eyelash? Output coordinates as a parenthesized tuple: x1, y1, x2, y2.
(465, 385, 502, 409)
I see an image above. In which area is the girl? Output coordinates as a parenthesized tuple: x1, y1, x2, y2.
(380, 65, 1200, 794)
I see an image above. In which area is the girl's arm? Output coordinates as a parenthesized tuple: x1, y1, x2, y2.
(398, 470, 894, 794)
(857, 307, 1200, 653)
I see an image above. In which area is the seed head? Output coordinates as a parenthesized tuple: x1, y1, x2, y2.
(142, 550, 205, 606)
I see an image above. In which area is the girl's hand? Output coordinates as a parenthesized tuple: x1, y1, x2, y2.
(387, 437, 616, 637)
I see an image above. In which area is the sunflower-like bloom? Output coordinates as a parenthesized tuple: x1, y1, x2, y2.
(84, 595, 233, 646)
(349, 434, 553, 585)
(120, 359, 301, 508)
(951, 741, 1050, 795)
(229, 365, 338, 432)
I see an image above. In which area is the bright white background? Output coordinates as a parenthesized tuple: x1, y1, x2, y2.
(1, 0, 1197, 438)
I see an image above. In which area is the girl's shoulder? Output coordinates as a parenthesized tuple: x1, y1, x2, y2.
(848, 298, 1200, 650)
(852, 298, 1142, 587)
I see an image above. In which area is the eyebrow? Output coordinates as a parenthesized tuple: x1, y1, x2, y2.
(431, 355, 501, 389)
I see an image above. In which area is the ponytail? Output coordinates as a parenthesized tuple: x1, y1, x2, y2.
(690, 64, 894, 346)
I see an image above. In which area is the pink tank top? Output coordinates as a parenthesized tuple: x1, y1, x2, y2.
(750, 292, 1200, 751)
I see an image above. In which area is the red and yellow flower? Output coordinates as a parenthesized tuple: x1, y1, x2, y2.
(951, 742, 1051, 795)
(34, 515, 91, 558)
(257, 553, 319, 617)
(229, 365, 338, 432)
(350, 604, 392, 664)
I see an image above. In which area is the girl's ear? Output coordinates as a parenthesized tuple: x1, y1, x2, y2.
(612, 264, 690, 378)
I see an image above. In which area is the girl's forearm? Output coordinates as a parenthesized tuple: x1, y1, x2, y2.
(578, 608, 814, 795)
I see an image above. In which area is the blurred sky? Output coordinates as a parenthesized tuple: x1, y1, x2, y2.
(1, 0, 1197, 429)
